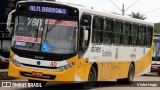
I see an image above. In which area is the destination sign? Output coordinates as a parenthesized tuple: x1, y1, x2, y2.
(14, 36, 41, 43)
(45, 19, 77, 27)
(29, 5, 67, 15)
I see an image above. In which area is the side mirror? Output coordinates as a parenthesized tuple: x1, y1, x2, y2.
(84, 28, 88, 40)
(7, 10, 15, 34)
(82, 27, 89, 47)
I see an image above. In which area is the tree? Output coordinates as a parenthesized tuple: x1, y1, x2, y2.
(129, 12, 146, 20)
(154, 23, 160, 34)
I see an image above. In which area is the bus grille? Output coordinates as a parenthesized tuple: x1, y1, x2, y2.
(20, 71, 56, 80)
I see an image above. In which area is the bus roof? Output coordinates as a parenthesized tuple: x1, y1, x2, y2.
(18, 1, 154, 26)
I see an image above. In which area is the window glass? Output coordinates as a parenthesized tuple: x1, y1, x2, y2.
(114, 21, 123, 45)
(81, 15, 91, 26)
(103, 19, 113, 44)
(139, 26, 145, 46)
(104, 19, 113, 32)
(124, 23, 131, 45)
(146, 27, 153, 46)
(132, 24, 139, 46)
(92, 17, 103, 44)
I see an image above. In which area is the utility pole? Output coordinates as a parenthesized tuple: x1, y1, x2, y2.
(122, 3, 125, 16)
(109, 0, 140, 16)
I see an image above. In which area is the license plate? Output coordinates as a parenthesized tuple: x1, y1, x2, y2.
(32, 72, 43, 77)
(152, 66, 158, 69)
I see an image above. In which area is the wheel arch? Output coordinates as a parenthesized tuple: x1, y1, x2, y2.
(131, 61, 135, 71)
(92, 62, 98, 80)
(129, 61, 135, 77)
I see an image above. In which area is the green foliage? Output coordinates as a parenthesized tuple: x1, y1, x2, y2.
(154, 23, 160, 34)
(129, 12, 146, 20)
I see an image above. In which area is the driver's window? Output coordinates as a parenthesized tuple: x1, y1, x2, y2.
(79, 14, 91, 58)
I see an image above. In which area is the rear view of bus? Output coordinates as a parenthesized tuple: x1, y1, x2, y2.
(151, 34, 160, 76)
(8, 1, 79, 86)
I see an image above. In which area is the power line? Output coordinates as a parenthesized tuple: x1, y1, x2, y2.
(142, 7, 160, 14)
(108, 0, 140, 16)
(125, 0, 140, 11)
(108, 0, 121, 11)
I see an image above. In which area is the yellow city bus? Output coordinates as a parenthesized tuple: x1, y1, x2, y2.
(7, 1, 154, 88)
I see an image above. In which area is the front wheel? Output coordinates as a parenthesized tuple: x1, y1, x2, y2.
(28, 79, 47, 87)
(82, 66, 97, 89)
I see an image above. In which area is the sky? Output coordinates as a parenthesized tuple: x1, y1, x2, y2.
(56, 0, 160, 23)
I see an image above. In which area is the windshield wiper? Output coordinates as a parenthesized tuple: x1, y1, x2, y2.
(44, 20, 61, 42)
(35, 20, 40, 42)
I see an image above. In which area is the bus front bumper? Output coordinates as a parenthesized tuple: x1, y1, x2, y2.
(8, 61, 76, 82)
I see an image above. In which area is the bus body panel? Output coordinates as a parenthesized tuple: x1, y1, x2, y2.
(8, 1, 154, 83)
(9, 50, 80, 82)
(8, 60, 76, 81)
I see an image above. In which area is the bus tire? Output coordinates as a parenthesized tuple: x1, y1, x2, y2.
(117, 64, 135, 85)
(28, 79, 47, 87)
(82, 66, 97, 89)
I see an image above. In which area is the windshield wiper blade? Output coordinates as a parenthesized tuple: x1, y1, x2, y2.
(44, 20, 61, 42)
(35, 20, 40, 42)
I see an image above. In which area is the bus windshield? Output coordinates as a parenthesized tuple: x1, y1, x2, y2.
(12, 16, 78, 54)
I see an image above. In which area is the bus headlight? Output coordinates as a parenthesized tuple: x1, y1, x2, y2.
(58, 62, 76, 72)
(10, 57, 21, 67)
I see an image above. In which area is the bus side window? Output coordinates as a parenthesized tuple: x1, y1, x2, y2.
(92, 16, 103, 44)
(114, 21, 123, 45)
(139, 25, 145, 46)
(132, 24, 139, 46)
(123, 22, 131, 45)
(103, 19, 113, 44)
(146, 26, 153, 47)
(79, 14, 91, 58)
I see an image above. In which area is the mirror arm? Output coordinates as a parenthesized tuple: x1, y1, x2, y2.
(7, 10, 16, 34)
(82, 27, 85, 48)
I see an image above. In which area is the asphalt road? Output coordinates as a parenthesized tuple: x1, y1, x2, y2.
(1, 73, 160, 90)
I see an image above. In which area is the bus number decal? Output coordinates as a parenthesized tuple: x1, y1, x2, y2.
(91, 47, 101, 53)
(130, 48, 136, 60)
(27, 18, 43, 27)
(130, 54, 136, 60)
